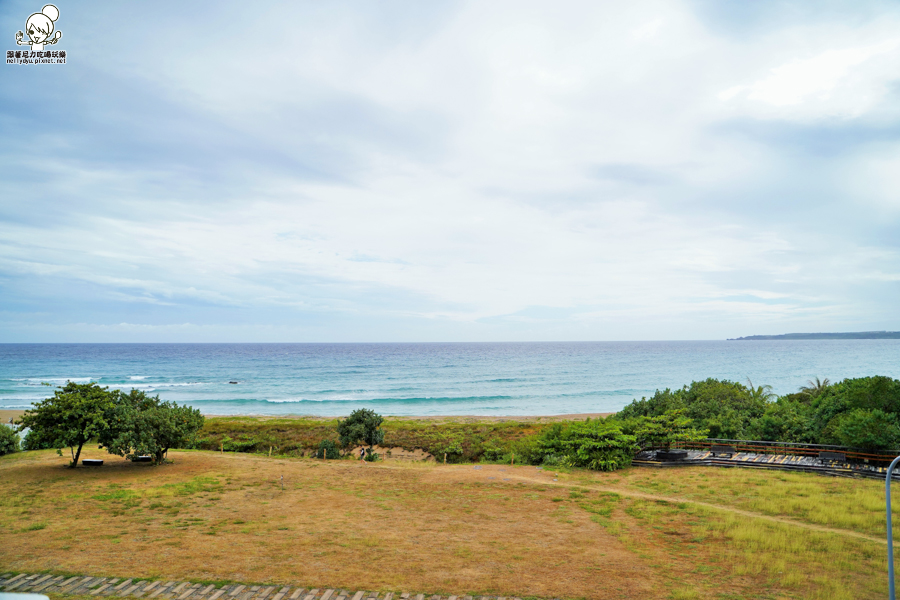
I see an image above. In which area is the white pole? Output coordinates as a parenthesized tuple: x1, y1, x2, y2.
(887, 455, 900, 600)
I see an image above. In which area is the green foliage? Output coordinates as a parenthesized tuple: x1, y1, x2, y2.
(219, 435, 259, 452)
(748, 395, 815, 443)
(99, 389, 204, 464)
(18, 381, 115, 467)
(535, 419, 636, 471)
(0, 424, 20, 456)
(316, 439, 339, 459)
(828, 409, 900, 452)
(619, 375, 900, 452)
(628, 409, 708, 450)
(618, 378, 770, 439)
(22, 430, 54, 451)
(337, 408, 385, 450)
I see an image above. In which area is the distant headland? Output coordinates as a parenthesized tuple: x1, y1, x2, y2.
(729, 331, 900, 340)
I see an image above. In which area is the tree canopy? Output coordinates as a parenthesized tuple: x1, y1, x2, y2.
(337, 408, 385, 453)
(615, 375, 900, 452)
(100, 389, 204, 464)
(18, 381, 115, 467)
(18, 382, 204, 466)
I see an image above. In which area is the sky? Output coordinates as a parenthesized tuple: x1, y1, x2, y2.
(1, 0, 899, 343)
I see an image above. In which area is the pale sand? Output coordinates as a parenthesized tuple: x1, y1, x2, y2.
(2, 408, 612, 423)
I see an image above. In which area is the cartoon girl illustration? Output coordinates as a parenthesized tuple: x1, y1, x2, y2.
(15, 5, 62, 52)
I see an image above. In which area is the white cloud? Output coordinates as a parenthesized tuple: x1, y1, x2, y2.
(2, 0, 900, 341)
(718, 38, 900, 119)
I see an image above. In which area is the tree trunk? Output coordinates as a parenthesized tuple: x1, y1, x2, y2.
(71, 441, 84, 468)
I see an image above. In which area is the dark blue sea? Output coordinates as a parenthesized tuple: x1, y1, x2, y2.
(1, 342, 898, 416)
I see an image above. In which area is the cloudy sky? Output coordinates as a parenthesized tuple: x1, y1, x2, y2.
(1, 0, 899, 342)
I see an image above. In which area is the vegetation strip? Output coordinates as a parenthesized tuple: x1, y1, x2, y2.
(0, 574, 523, 600)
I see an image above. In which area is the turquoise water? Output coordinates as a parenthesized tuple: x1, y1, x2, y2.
(1, 342, 898, 416)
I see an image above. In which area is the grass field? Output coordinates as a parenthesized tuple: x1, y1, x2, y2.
(1, 447, 896, 600)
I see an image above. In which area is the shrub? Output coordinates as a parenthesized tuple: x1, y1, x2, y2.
(0, 424, 19, 456)
(221, 435, 260, 453)
(22, 430, 53, 451)
(316, 439, 339, 459)
(827, 408, 900, 452)
(616, 378, 767, 439)
(627, 409, 707, 450)
(536, 419, 636, 471)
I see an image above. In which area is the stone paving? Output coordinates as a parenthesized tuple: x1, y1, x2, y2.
(0, 573, 524, 600)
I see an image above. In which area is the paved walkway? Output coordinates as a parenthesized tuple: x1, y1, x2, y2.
(0, 573, 522, 600)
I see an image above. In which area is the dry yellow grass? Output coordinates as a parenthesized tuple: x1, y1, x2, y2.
(0, 448, 893, 600)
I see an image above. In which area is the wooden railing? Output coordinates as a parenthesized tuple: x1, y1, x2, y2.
(671, 438, 898, 463)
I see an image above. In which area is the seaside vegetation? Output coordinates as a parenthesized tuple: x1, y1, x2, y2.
(194, 412, 693, 471)
(615, 375, 900, 452)
(99, 389, 205, 464)
(17, 382, 204, 466)
(0, 423, 19, 456)
(337, 408, 385, 461)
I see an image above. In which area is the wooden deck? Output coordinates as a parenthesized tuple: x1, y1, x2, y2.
(634, 449, 900, 479)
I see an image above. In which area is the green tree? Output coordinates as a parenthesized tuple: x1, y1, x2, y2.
(0, 424, 19, 456)
(616, 378, 769, 439)
(800, 377, 831, 398)
(337, 408, 385, 457)
(747, 379, 776, 402)
(616, 388, 684, 419)
(631, 409, 707, 450)
(18, 382, 115, 467)
(100, 389, 204, 464)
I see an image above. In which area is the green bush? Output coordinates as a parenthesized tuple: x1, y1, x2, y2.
(827, 408, 900, 452)
(535, 419, 636, 471)
(623, 409, 707, 450)
(22, 430, 53, 451)
(221, 435, 261, 452)
(0, 424, 19, 456)
(316, 439, 339, 459)
(617, 378, 767, 439)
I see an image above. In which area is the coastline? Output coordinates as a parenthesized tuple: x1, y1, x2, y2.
(1, 409, 613, 424)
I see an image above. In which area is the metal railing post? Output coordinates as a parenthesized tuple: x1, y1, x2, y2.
(887, 455, 900, 600)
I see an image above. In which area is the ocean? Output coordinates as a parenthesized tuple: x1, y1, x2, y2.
(1, 341, 898, 416)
